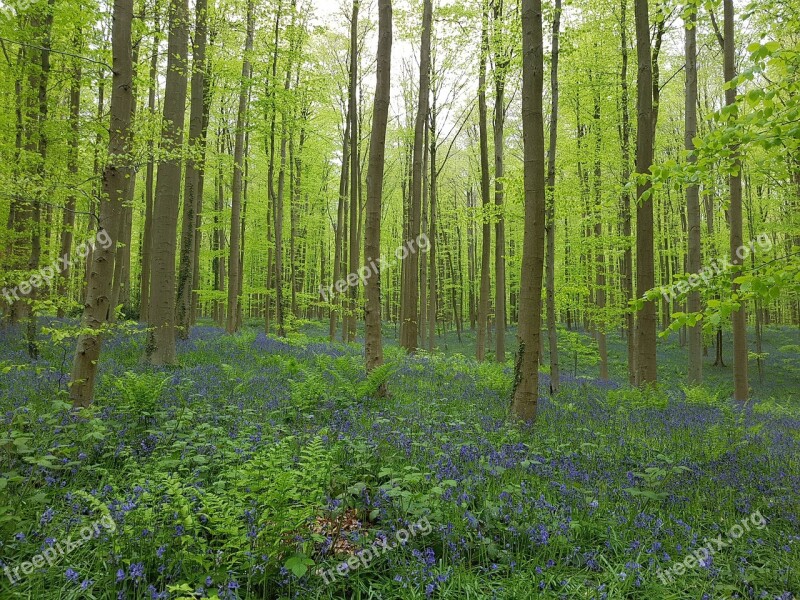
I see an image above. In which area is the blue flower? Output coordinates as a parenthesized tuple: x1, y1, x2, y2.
(65, 568, 79, 583)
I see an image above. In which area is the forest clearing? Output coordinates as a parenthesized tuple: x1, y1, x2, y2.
(0, 0, 799, 598)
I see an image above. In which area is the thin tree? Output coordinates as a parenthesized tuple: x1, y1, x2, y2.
(70, 0, 133, 406)
(512, 0, 546, 422)
(476, 3, 491, 362)
(634, 0, 657, 385)
(145, 0, 189, 365)
(177, 0, 209, 337)
(545, 0, 561, 392)
(346, 0, 360, 342)
(685, 3, 702, 384)
(364, 0, 392, 382)
(723, 0, 748, 401)
(226, 0, 254, 334)
(399, 0, 432, 352)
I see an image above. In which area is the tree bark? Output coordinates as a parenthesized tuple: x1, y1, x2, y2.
(399, 0, 432, 352)
(512, 0, 546, 422)
(724, 0, 748, 401)
(545, 0, 561, 392)
(346, 0, 360, 342)
(364, 0, 392, 382)
(70, 0, 133, 406)
(477, 4, 491, 362)
(226, 0, 253, 334)
(634, 0, 657, 385)
(145, 0, 189, 365)
(685, 7, 702, 385)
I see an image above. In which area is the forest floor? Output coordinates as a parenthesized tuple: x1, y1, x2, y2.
(0, 320, 798, 599)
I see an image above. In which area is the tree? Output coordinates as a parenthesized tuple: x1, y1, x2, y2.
(512, 0, 546, 422)
(145, 0, 189, 365)
(399, 0, 432, 352)
(226, 0, 253, 335)
(634, 0, 657, 385)
(545, 0, 561, 392)
(365, 0, 392, 380)
(177, 0, 210, 338)
(70, 0, 133, 407)
(723, 0, 748, 402)
(685, 1, 702, 384)
(476, 2, 491, 362)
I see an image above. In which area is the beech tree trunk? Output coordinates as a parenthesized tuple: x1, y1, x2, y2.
(685, 6, 702, 385)
(177, 0, 209, 337)
(70, 0, 133, 406)
(512, 0, 546, 422)
(476, 5, 491, 362)
(399, 0, 431, 352)
(364, 0, 392, 381)
(226, 0, 253, 334)
(545, 0, 561, 392)
(634, 0, 657, 385)
(346, 0, 360, 343)
(145, 0, 189, 365)
(724, 0, 748, 402)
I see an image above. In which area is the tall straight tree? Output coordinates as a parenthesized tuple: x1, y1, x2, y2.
(145, 0, 189, 365)
(545, 0, 561, 392)
(399, 0, 432, 352)
(512, 0, 546, 422)
(177, 0, 209, 338)
(226, 0, 254, 334)
(346, 0, 360, 343)
(139, 12, 160, 323)
(492, 0, 510, 364)
(476, 3, 491, 362)
(723, 0, 748, 401)
(70, 0, 133, 406)
(685, 3, 702, 384)
(364, 0, 392, 380)
(634, 0, 657, 385)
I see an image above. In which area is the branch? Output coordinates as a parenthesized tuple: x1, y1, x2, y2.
(0, 36, 113, 71)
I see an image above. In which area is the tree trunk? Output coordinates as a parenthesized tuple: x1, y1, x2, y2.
(634, 0, 657, 385)
(145, 0, 189, 365)
(177, 0, 209, 337)
(226, 0, 253, 334)
(139, 14, 160, 323)
(512, 0, 546, 422)
(685, 6, 702, 385)
(399, 0, 432, 352)
(477, 5, 491, 362)
(346, 0, 360, 343)
(723, 0, 748, 402)
(70, 0, 133, 406)
(593, 80, 608, 380)
(364, 0, 392, 382)
(545, 0, 561, 392)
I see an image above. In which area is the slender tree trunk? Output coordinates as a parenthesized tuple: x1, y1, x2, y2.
(685, 7, 702, 384)
(330, 106, 350, 340)
(512, 0, 546, 422)
(634, 0, 657, 385)
(593, 81, 608, 380)
(399, 0, 432, 352)
(545, 0, 561, 391)
(364, 0, 392, 383)
(70, 0, 133, 406)
(723, 0, 748, 401)
(58, 38, 82, 318)
(346, 0, 360, 342)
(619, 0, 635, 384)
(226, 0, 253, 334)
(428, 103, 438, 352)
(139, 14, 160, 323)
(177, 0, 209, 337)
(477, 5, 491, 362)
(145, 0, 189, 365)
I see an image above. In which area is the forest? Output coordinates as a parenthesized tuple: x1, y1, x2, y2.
(0, 0, 799, 597)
